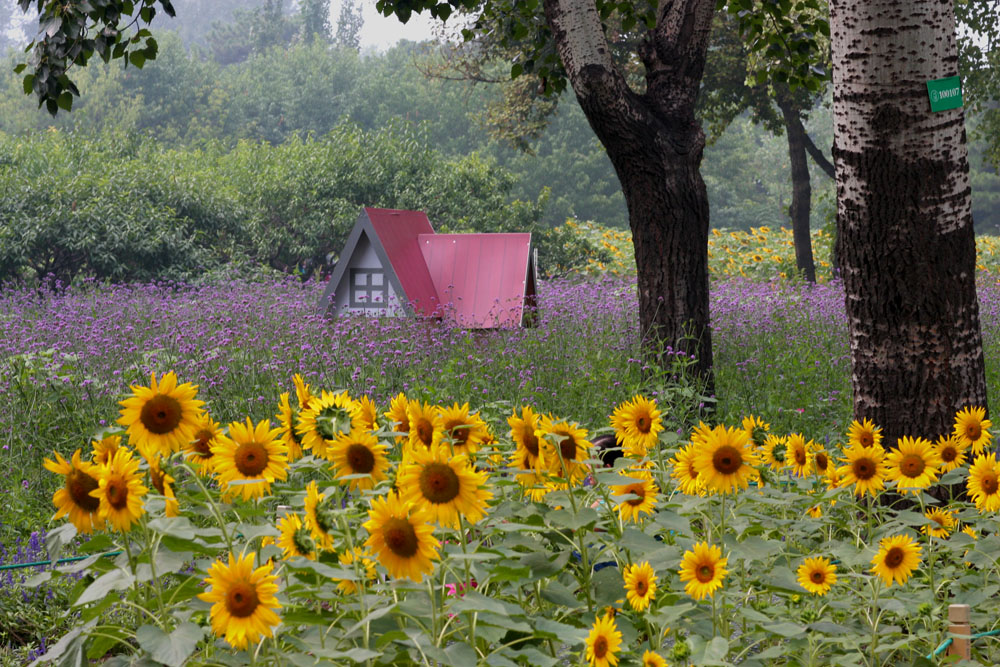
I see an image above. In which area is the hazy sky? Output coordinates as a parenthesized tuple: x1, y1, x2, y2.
(353, 1, 442, 52)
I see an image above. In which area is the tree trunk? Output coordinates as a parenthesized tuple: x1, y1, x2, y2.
(830, 0, 987, 443)
(543, 0, 715, 388)
(776, 91, 817, 283)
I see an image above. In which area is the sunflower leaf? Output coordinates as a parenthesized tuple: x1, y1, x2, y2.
(75, 568, 135, 606)
(136, 623, 203, 667)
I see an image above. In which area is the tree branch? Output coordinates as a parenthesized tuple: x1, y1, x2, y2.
(802, 130, 836, 179)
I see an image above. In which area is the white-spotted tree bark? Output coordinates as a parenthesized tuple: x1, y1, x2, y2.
(830, 0, 987, 441)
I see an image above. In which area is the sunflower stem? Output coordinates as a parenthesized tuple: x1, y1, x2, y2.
(181, 461, 234, 552)
(457, 514, 477, 651)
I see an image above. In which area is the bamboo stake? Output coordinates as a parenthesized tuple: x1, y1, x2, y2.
(947, 603, 971, 660)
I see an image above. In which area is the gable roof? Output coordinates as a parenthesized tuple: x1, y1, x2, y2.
(418, 233, 533, 328)
(322, 208, 536, 327)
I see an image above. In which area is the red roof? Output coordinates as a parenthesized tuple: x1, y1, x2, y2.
(364, 208, 440, 316)
(418, 233, 532, 328)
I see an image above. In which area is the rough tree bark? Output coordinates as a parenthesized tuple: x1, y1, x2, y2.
(543, 0, 716, 387)
(830, 0, 988, 442)
(776, 90, 817, 283)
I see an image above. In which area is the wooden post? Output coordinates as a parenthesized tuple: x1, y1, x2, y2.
(947, 604, 972, 660)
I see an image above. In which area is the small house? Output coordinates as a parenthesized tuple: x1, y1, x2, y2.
(319, 208, 537, 328)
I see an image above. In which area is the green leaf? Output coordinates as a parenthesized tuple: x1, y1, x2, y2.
(76, 568, 135, 606)
(129, 51, 146, 68)
(444, 642, 478, 666)
(702, 636, 729, 664)
(510, 63, 523, 78)
(547, 507, 598, 531)
(136, 623, 203, 667)
(763, 621, 807, 637)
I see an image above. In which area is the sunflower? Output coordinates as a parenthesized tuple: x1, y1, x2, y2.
(536, 415, 592, 484)
(811, 444, 831, 477)
(760, 434, 789, 471)
(327, 430, 390, 491)
(689, 421, 714, 447)
(871, 534, 922, 586)
(292, 373, 316, 410)
(509, 406, 543, 471)
(679, 542, 728, 600)
(623, 561, 658, 612)
(43, 450, 105, 534)
(806, 505, 823, 518)
(397, 445, 493, 528)
(511, 451, 551, 501)
(303, 481, 336, 551)
(276, 513, 316, 560)
(612, 470, 659, 523)
(837, 443, 889, 497)
(276, 392, 306, 462)
(741, 415, 770, 448)
(117, 371, 204, 459)
(641, 650, 668, 667)
(923, 507, 956, 538)
(355, 395, 381, 432)
(585, 612, 623, 667)
(406, 400, 445, 453)
(147, 457, 178, 518)
(693, 425, 755, 494)
(787, 434, 813, 477)
(91, 435, 122, 467)
(91, 447, 148, 532)
(934, 434, 969, 473)
(967, 453, 1000, 512)
(212, 418, 288, 501)
(197, 551, 281, 650)
(796, 556, 837, 595)
(184, 412, 222, 476)
(885, 436, 940, 495)
(847, 418, 883, 449)
(438, 402, 490, 456)
(670, 444, 704, 496)
(954, 406, 993, 454)
(383, 392, 412, 444)
(336, 547, 378, 594)
(362, 493, 441, 582)
(297, 390, 363, 459)
(610, 395, 663, 457)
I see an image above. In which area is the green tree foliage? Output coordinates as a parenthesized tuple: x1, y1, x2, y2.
(0, 122, 577, 283)
(335, 0, 363, 51)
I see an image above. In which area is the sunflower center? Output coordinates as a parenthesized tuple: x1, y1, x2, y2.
(416, 418, 434, 447)
(139, 394, 183, 435)
(884, 546, 905, 568)
(712, 446, 742, 474)
(314, 499, 337, 534)
(967, 424, 982, 440)
(625, 485, 646, 506)
(940, 446, 957, 463)
(419, 463, 461, 504)
(811, 571, 825, 584)
(446, 421, 470, 445)
(191, 429, 214, 457)
(635, 579, 647, 595)
(559, 437, 577, 461)
(636, 415, 650, 433)
(383, 518, 419, 557)
(225, 582, 260, 618)
(859, 432, 874, 447)
(899, 454, 925, 478)
(105, 476, 129, 510)
(794, 447, 807, 466)
(593, 636, 608, 659)
(150, 468, 166, 495)
(523, 432, 540, 458)
(234, 441, 269, 476)
(983, 473, 999, 495)
(67, 469, 101, 512)
(346, 443, 376, 473)
(771, 443, 787, 462)
(852, 457, 875, 480)
(696, 564, 715, 583)
(815, 452, 828, 471)
(931, 515, 946, 527)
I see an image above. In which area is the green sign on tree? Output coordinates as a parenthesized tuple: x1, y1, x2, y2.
(926, 76, 963, 112)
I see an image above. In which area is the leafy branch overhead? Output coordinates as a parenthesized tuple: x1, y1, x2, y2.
(15, 0, 174, 114)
